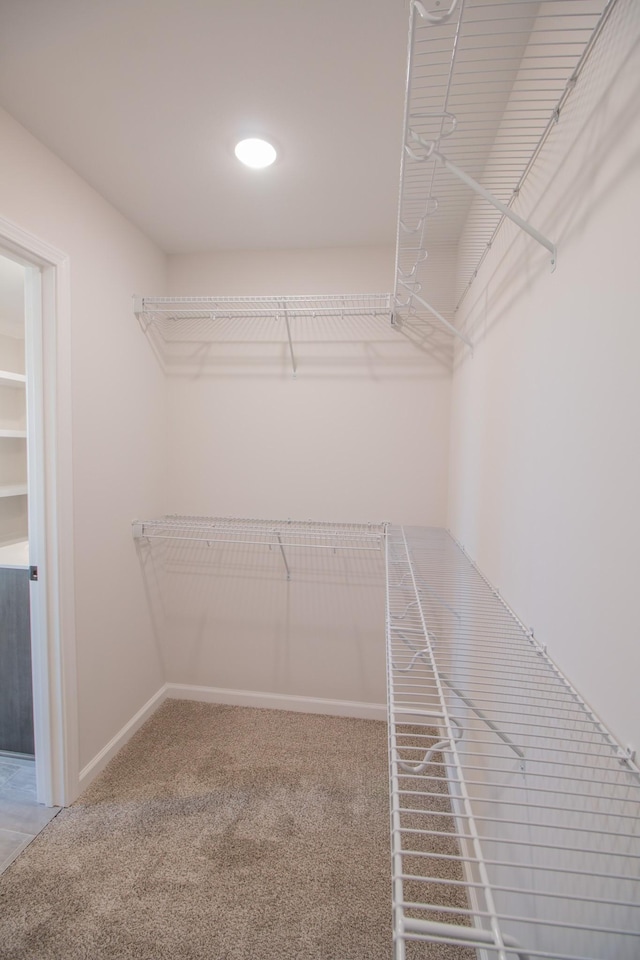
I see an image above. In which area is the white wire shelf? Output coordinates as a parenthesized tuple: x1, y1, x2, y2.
(386, 525, 640, 959)
(393, 0, 612, 355)
(134, 294, 393, 329)
(133, 515, 388, 580)
(134, 294, 395, 376)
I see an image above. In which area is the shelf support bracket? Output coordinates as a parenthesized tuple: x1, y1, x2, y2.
(275, 533, 291, 581)
(397, 280, 473, 349)
(281, 301, 297, 379)
(432, 148, 557, 271)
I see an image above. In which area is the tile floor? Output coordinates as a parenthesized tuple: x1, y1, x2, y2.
(0, 755, 59, 875)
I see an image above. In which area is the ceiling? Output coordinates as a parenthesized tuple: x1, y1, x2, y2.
(0, 0, 409, 254)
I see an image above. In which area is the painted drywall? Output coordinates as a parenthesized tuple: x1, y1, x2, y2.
(0, 106, 167, 776)
(448, 0, 640, 751)
(161, 246, 452, 701)
(144, 536, 387, 707)
(166, 246, 452, 524)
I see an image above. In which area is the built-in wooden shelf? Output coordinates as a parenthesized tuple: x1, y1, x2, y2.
(0, 371, 26, 389)
(0, 484, 27, 498)
(0, 429, 27, 439)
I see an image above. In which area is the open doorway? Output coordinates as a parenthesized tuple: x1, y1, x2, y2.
(0, 255, 31, 756)
(0, 217, 77, 831)
(0, 252, 59, 870)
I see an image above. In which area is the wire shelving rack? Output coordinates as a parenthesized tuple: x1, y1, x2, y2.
(133, 294, 394, 375)
(133, 515, 387, 580)
(393, 0, 613, 356)
(386, 525, 640, 958)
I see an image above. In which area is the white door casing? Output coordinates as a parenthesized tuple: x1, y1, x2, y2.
(0, 214, 78, 806)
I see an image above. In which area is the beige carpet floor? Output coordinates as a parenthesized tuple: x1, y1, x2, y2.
(0, 700, 395, 959)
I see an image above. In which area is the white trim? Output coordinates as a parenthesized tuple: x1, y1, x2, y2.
(78, 685, 168, 792)
(165, 683, 387, 721)
(77, 683, 385, 795)
(0, 215, 77, 807)
(0, 370, 27, 387)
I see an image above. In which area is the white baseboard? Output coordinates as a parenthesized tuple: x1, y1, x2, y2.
(165, 683, 387, 721)
(78, 684, 168, 793)
(77, 683, 385, 795)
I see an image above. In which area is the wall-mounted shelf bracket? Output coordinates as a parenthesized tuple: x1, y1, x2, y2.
(394, 630, 524, 765)
(413, 0, 460, 26)
(402, 919, 529, 960)
(275, 533, 291, 580)
(133, 294, 395, 375)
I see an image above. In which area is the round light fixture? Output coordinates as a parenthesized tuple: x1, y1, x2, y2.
(234, 138, 277, 169)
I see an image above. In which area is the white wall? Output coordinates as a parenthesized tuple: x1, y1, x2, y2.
(144, 535, 387, 708)
(160, 247, 452, 703)
(0, 106, 167, 775)
(448, 0, 640, 751)
(167, 246, 452, 525)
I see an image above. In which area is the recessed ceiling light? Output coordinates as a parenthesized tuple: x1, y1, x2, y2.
(234, 138, 277, 169)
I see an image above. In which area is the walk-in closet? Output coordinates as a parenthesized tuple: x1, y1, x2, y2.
(0, 0, 638, 957)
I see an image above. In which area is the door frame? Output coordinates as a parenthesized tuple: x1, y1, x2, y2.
(0, 214, 78, 807)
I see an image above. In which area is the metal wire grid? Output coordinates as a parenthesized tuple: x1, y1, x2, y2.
(394, 0, 610, 353)
(386, 525, 640, 959)
(134, 294, 393, 341)
(133, 515, 387, 551)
